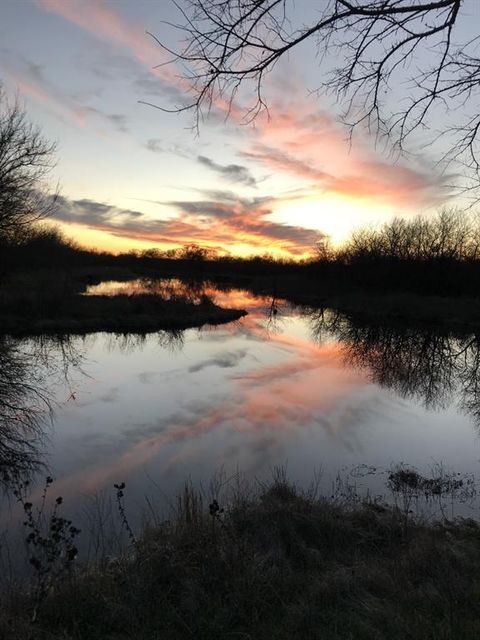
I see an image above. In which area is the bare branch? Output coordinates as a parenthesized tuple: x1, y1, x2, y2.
(151, 1, 480, 192)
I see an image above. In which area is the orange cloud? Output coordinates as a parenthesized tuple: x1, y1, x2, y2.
(53, 192, 322, 257)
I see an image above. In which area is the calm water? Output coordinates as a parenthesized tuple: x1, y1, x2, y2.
(2, 279, 480, 547)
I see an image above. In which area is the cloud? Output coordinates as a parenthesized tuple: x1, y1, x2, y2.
(163, 192, 322, 250)
(2, 54, 130, 132)
(243, 102, 451, 209)
(197, 155, 257, 187)
(53, 196, 144, 228)
(53, 191, 323, 256)
(145, 138, 163, 153)
(36, 0, 243, 121)
(37, 0, 164, 69)
(143, 139, 192, 157)
(188, 349, 248, 373)
(104, 113, 129, 133)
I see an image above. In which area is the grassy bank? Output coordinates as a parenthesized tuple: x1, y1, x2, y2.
(0, 269, 246, 335)
(3, 471, 480, 639)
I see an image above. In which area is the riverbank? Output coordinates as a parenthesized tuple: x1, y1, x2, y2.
(74, 265, 480, 332)
(0, 269, 246, 335)
(3, 264, 480, 335)
(2, 471, 480, 640)
(75, 263, 480, 332)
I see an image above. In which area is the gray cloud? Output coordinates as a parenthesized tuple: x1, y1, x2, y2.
(134, 71, 187, 105)
(188, 349, 248, 373)
(145, 138, 163, 153)
(104, 113, 129, 133)
(144, 139, 192, 158)
(53, 195, 150, 228)
(197, 155, 257, 187)
(3, 53, 130, 133)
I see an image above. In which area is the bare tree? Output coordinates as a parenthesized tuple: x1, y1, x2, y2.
(0, 87, 57, 246)
(155, 1, 480, 186)
(340, 208, 480, 262)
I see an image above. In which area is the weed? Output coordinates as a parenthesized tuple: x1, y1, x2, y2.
(114, 482, 137, 546)
(13, 477, 81, 621)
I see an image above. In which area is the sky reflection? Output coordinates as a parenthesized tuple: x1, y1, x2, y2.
(27, 290, 480, 505)
(2, 285, 480, 533)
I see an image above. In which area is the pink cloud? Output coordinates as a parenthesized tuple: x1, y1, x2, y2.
(244, 102, 449, 208)
(42, 335, 367, 498)
(37, 0, 166, 70)
(36, 0, 240, 118)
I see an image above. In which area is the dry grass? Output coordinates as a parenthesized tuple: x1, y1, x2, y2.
(2, 470, 480, 640)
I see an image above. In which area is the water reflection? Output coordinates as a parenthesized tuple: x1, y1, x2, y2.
(84, 277, 233, 303)
(0, 336, 83, 488)
(104, 329, 185, 354)
(3, 280, 480, 525)
(306, 308, 480, 427)
(85, 277, 288, 311)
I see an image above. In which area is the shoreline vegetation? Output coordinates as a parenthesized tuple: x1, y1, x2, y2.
(0, 292, 247, 336)
(2, 469, 480, 639)
(3, 262, 480, 335)
(4, 210, 480, 334)
(0, 268, 247, 336)
(3, 264, 480, 335)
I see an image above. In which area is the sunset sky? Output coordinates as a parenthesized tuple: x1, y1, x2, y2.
(0, 0, 469, 258)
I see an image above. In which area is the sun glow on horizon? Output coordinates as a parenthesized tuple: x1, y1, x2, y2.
(272, 193, 398, 247)
(61, 190, 406, 259)
(61, 222, 309, 259)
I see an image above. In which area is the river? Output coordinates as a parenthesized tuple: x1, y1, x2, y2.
(1, 278, 479, 563)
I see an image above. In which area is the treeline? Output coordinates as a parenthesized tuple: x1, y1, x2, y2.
(1, 225, 302, 281)
(339, 209, 480, 263)
(4, 209, 480, 297)
(319, 210, 480, 295)
(116, 209, 480, 296)
(0, 224, 92, 274)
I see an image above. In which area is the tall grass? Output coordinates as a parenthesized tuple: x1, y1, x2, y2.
(2, 466, 480, 639)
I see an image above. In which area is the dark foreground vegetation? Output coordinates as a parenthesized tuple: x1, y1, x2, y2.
(2, 469, 480, 640)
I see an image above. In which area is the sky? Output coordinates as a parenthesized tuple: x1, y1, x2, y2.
(0, 0, 471, 258)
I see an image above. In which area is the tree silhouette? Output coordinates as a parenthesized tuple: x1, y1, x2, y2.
(0, 88, 57, 247)
(158, 1, 479, 187)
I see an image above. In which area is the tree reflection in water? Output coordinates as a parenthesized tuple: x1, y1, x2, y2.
(104, 329, 185, 355)
(0, 336, 83, 489)
(306, 308, 480, 426)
